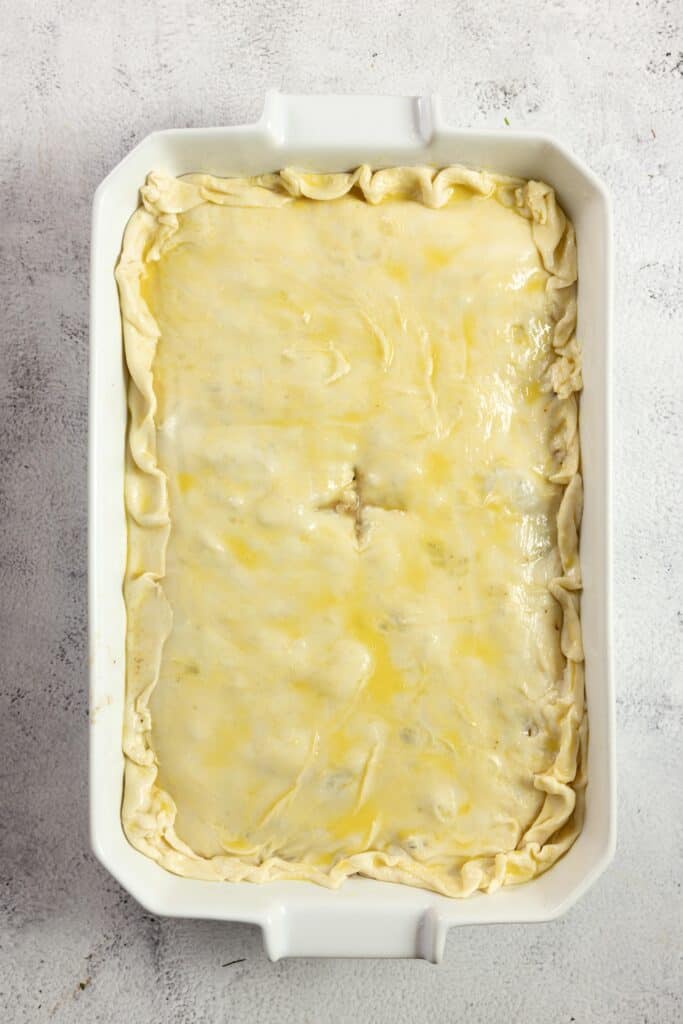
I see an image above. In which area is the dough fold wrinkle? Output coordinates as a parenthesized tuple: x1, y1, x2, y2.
(116, 164, 585, 897)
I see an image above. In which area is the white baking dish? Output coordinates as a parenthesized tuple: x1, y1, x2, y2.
(89, 91, 614, 961)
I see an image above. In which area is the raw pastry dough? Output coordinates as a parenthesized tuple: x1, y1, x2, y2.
(117, 165, 586, 897)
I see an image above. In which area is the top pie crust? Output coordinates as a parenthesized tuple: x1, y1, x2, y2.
(117, 164, 586, 897)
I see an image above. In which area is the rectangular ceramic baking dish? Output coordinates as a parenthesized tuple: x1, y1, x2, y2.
(89, 92, 615, 961)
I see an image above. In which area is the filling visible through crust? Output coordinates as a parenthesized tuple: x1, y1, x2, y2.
(117, 166, 586, 897)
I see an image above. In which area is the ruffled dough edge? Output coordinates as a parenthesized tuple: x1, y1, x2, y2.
(116, 165, 586, 898)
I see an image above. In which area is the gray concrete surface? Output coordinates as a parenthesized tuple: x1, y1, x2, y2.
(1, 0, 681, 1021)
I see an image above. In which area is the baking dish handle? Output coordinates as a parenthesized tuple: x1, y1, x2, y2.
(260, 90, 442, 149)
(261, 903, 448, 963)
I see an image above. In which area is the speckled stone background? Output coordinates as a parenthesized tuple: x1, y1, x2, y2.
(1, 0, 681, 1020)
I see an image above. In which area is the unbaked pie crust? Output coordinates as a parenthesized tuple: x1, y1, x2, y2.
(117, 165, 586, 897)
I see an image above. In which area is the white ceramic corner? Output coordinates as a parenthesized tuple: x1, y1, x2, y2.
(89, 91, 615, 962)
